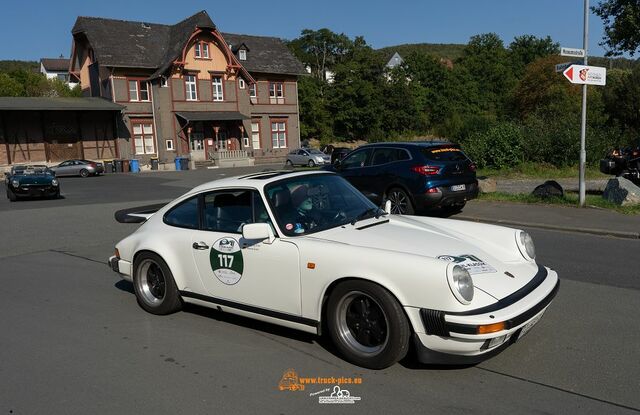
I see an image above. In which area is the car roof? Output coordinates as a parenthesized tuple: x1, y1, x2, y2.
(188, 170, 336, 194)
(358, 141, 456, 149)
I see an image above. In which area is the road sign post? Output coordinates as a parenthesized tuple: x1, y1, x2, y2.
(580, 0, 588, 208)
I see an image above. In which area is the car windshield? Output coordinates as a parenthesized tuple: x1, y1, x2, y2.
(14, 166, 50, 175)
(264, 174, 382, 236)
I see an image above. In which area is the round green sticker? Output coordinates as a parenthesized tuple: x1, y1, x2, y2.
(209, 237, 244, 285)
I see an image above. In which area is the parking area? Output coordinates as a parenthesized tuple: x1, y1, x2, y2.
(1, 169, 639, 414)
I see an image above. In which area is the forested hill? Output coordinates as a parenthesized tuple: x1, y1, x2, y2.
(0, 60, 39, 73)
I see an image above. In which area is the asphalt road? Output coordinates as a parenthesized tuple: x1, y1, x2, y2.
(1, 169, 639, 414)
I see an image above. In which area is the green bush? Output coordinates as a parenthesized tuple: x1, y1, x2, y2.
(462, 122, 523, 169)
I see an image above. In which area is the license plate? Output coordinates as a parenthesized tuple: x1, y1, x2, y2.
(451, 184, 466, 191)
(519, 313, 543, 339)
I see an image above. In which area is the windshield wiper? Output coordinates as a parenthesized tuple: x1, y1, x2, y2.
(351, 207, 385, 225)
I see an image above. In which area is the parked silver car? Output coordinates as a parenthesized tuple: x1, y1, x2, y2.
(49, 159, 104, 177)
(285, 148, 330, 167)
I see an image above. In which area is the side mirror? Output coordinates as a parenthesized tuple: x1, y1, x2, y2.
(242, 223, 275, 244)
(384, 200, 392, 214)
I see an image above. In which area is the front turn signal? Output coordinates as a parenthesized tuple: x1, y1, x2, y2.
(477, 322, 505, 334)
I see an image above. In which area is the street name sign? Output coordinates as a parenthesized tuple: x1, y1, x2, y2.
(555, 62, 576, 73)
(562, 65, 606, 86)
(561, 47, 585, 58)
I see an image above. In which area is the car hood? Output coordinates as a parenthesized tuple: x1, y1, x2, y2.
(304, 215, 539, 300)
(12, 175, 53, 185)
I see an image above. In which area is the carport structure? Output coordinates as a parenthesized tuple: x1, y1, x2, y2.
(0, 97, 123, 165)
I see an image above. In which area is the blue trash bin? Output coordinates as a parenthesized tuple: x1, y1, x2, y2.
(174, 157, 182, 171)
(130, 159, 140, 173)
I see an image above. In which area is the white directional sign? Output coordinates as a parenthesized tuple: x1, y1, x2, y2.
(561, 47, 586, 58)
(562, 65, 607, 86)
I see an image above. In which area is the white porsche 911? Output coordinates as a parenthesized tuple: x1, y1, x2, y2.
(109, 170, 559, 369)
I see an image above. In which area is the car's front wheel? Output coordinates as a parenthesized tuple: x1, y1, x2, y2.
(80, 169, 89, 178)
(6, 188, 17, 202)
(308, 159, 316, 167)
(327, 280, 410, 369)
(133, 252, 182, 315)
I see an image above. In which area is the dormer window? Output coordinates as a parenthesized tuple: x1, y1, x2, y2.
(239, 49, 247, 61)
(194, 42, 210, 59)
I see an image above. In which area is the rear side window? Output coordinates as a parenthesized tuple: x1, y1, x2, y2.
(203, 190, 273, 233)
(164, 196, 199, 229)
(421, 147, 468, 162)
(371, 148, 411, 166)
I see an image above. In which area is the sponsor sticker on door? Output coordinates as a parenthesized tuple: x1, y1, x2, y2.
(209, 237, 244, 284)
(437, 254, 497, 274)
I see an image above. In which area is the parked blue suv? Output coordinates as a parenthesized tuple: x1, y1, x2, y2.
(323, 142, 478, 214)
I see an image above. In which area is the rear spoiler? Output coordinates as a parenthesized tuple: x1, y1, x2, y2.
(115, 203, 167, 224)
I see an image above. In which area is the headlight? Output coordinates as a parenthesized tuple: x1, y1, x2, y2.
(447, 265, 474, 304)
(517, 231, 536, 260)
(11, 179, 19, 187)
(51, 179, 59, 186)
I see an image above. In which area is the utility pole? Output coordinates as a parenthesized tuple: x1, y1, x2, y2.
(579, 0, 589, 207)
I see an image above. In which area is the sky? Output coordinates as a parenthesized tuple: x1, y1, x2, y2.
(0, 0, 618, 61)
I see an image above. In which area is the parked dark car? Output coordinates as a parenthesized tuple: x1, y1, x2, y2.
(5, 165, 60, 201)
(321, 145, 352, 164)
(49, 159, 104, 177)
(600, 146, 640, 186)
(323, 142, 478, 214)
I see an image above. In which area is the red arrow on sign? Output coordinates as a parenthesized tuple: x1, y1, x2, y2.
(563, 66, 574, 82)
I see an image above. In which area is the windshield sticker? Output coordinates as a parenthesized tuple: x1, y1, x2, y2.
(437, 254, 497, 274)
(294, 223, 305, 234)
(209, 237, 244, 285)
(286, 223, 294, 231)
(431, 147, 461, 153)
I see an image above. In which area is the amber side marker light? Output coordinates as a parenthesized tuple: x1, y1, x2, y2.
(477, 322, 505, 334)
(114, 248, 120, 259)
(307, 262, 316, 269)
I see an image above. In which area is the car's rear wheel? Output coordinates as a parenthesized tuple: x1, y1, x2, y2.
(327, 280, 410, 369)
(79, 169, 89, 178)
(308, 160, 316, 167)
(133, 252, 182, 315)
(387, 187, 414, 215)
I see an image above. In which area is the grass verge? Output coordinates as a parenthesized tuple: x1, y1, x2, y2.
(478, 191, 640, 215)
(477, 163, 607, 180)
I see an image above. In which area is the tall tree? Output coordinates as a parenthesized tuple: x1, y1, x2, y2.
(603, 66, 640, 134)
(508, 35, 560, 73)
(287, 29, 352, 82)
(593, 0, 640, 56)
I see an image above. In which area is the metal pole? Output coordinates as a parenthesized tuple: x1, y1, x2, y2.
(579, 0, 589, 207)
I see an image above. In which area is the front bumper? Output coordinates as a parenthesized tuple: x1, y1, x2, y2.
(410, 265, 559, 364)
(12, 185, 58, 197)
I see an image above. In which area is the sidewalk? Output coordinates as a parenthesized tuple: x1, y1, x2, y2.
(457, 200, 640, 239)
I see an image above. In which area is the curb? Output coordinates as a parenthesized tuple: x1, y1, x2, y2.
(456, 215, 640, 239)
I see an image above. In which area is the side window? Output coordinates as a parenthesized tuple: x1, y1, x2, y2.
(164, 196, 200, 229)
(298, 150, 307, 156)
(203, 190, 253, 233)
(371, 148, 398, 166)
(341, 149, 371, 169)
(396, 149, 410, 161)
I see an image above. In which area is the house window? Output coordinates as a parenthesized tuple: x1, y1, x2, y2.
(166, 139, 174, 151)
(128, 80, 150, 102)
(212, 76, 224, 101)
(251, 121, 261, 149)
(160, 77, 168, 88)
(271, 120, 286, 148)
(269, 82, 284, 104)
(194, 42, 209, 59)
(185, 75, 198, 101)
(249, 83, 257, 99)
(132, 121, 155, 154)
(239, 49, 247, 61)
(238, 79, 245, 89)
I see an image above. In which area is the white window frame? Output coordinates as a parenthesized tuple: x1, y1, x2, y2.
(139, 81, 150, 102)
(128, 80, 139, 101)
(271, 121, 287, 149)
(132, 121, 155, 155)
(185, 75, 198, 101)
(166, 139, 174, 151)
(238, 79, 245, 89)
(269, 82, 284, 104)
(212, 76, 224, 101)
(160, 76, 168, 88)
(202, 43, 210, 58)
(251, 121, 261, 149)
(239, 49, 247, 61)
(194, 43, 201, 58)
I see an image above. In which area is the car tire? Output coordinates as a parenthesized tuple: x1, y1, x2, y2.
(79, 169, 89, 178)
(387, 187, 414, 215)
(285, 159, 293, 167)
(308, 160, 316, 167)
(6, 189, 17, 202)
(133, 252, 182, 315)
(327, 280, 410, 369)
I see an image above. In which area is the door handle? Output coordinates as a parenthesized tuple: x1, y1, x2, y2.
(192, 242, 209, 250)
